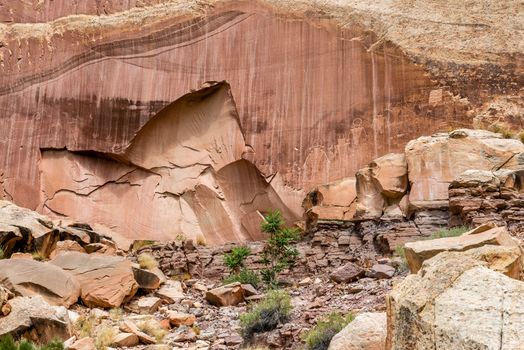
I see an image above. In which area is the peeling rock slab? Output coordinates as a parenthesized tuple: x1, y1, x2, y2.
(113, 333, 139, 347)
(205, 282, 244, 307)
(156, 281, 184, 303)
(328, 312, 386, 350)
(69, 337, 96, 350)
(0, 259, 80, 307)
(127, 296, 163, 314)
(51, 251, 137, 308)
(0, 296, 72, 343)
(132, 264, 165, 290)
(403, 226, 519, 273)
(330, 262, 365, 283)
(167, 311, 196, 327)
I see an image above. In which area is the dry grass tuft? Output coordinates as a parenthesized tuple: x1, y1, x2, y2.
(138, 319, 167, 342)
(138, 253, 159, 270)
(94, 325, 116, 350)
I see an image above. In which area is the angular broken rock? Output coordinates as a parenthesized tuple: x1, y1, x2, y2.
(0, 259, 80, 307)
(0, 296, 72, 343)
(156, 280, 184, 303)
(132, 264, 165, 290)
(49, 240, 86, 259)
(403, 226, 519, 273)
(205, 282, 244, 307)
(328, 312, 386, 350)
(69, 337, 96, 350)
(167, 311, 196, 327)
(119, 320, 156, 344)
(127, 296, 163, 314)
(0, 285, 14, 315)
(368, 264, 395, 279)
(329, 262, 365, 283)
(113, 333, 139, 347)
(387, 245, 524, 349)
(51, 251, 137, 308)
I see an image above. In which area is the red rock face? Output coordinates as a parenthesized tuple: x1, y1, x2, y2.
(0, 1, 472, 241)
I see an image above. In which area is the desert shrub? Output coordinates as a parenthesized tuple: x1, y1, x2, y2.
(138, 319, 167, 342)
(138, 253, 158, 270)
(31, 251, 45, 261)
(74, 314, 99, 338)
(259, 210, 299, 286)
(0, 336, 63, 350)
(94, 326, 116, 350)
(196, 235, 207, 246)
(0, 247, 4, 260)
(223, 269, 261, 289)
(302, 312, 354, 350)
(108, 308, 123, 321)
(489, 123, 514, 139)
(393, 245, 408, 272)
(240, 290, 292, 340)
(132, 240, 156, 251)
(431, 226, 469, 239)
(224, 246, 251, 273)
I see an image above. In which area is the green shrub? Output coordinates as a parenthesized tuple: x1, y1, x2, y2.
(224, 246, 251, 273)
(240, 290, 292, 340)
(0, 336, 63, 350)
(431, 226, 469, 239)
(302, 312, 354, 350)
(223, 269, 261, 289)
(260, 210, 299, 286)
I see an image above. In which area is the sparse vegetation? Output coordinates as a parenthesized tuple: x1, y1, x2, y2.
(431, 226, 469, 239)
(175, 234, 186, 242)
(224, 246, 251, 273)
(171, 272, 192, 281)
(0, 247, 4, 260)
(137, 253, 159, 270)
(31, 250, 45, 261)
(394, 245, 408, 271)
(94, 325, 116, 350)
(138, 319, 167, 342)
(519, 131, 524, 144)
(259, 210, 300, 286)
(240, 290, 292, 341)
(488, 123, 514, 139)
(108, 308, 123, 321)
(302, 312, 355, 350)
(132, 240, 156, 251)
(196, 235, 207, 246)
(0, 336, 63, 350)
(74, 314, 99, 338)
(223, 269, 261, 289)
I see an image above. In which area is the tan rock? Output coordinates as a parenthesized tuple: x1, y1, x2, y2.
(387, 245, 524, 350)
(49, 240, 86, 259)
(0, 259, 80, 307)
(329, 262, 365, 283)
(406, 129, 524, 209)
(167, 311, 196, 327)
(119, 320, 156, 344)
(0, 296, 72, 343)
(113, 333, 139, 347)
(9, 253, 33, 259)
(0, 285, 14, 316)
(403, 226, 519, 273)
(205, 282, 244, 307)
(328, 312, 386, 350)
(69, 337, 96, 350)
(132, 264, 164, 290)
(156, 280, 184, 303)
(127, 296, 163, 314)
(51, 251, 137, 308)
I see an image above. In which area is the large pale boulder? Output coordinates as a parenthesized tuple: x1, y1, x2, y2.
(387, 245, 524, 350)
(405, 129, 524, 210)
(403, 226, 520, 273)
(328, 312, 386, 350)
(0, 296, 72, 343)
(0, 259, 80, 307)
(51, 251, 137, 308)
(205, 282, 245, 307)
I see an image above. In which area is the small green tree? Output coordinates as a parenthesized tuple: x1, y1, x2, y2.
(260, 210, 299, 286)
(224, 246, 251, 273)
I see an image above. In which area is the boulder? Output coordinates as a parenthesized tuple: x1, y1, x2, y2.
(328, 312, 386, 350)
(0, 259, 80, 307)
(0, 296, 72, 343)
(132, 264, 165, 290)
(387, 245, 524, 349)
(205, 283, 244, 307)
(113, 333, 139, 347)
(403, 226, 519, 273)
(167, 311, 196, 327)
(49, 240, 86, 259)
(329, 262, 365, 283)
(0, 285, 14, 315)
(156, 280, 185, 303)
(69, 337, 96, 350)
(126, 296, 162, 314)
(51, 251, 137, 308)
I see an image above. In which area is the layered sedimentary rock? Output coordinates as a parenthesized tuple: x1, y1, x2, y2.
(1, 0, 487, 217)
(307, 129, 524, 250)
(39, 82, 295, 243)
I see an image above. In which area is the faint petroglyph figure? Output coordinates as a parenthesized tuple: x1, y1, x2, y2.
(350, 117, 367, 146)
(302, 146, 330, 189)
